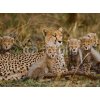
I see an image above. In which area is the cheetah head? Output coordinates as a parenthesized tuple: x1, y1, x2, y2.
(1, 36, 14, 50)
(80, 36, 92, 51)
(46, 46, 58, 59)
(43, 27, 63, 47)
(67, 38, 80, 55)
(86, 33, 99, 48)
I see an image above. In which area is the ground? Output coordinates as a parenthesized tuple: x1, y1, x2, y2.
(0, 76, 99, 87)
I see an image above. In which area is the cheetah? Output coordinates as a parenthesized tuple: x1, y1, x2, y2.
(46, 46, 68, 76)
(0, 35, 37, 54)
(67, 38, 82, 72)
(80, 36, 93, 75)
(86, 33, 100, 74)
(0, 36, 15, 54)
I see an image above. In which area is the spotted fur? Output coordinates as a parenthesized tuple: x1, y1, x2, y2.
(0, 51, 46, 81)
(67, 38, 82, 72)
(80, 36, 93, 75)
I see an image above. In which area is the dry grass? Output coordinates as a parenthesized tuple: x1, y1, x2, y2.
(0, 14, 100, 47)
(0, 14, 100, 50)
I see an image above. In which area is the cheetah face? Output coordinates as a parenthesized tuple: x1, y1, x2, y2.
(80, 36, 92, 51)
(67, 38, 80, 55)
(55, 28, 63, 47)
(43, 27, 63, 47)
(46, 46, 58, 58)
(87, 33, 99, 48)
(1, 36, 14, 50)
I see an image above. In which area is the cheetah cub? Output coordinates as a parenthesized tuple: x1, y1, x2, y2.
(67, 38, 82, 72)
(86, 33, 100, 74)
(80, 36, 93, 75)
(46, 46, 68, 76)
(0, 36, 15, 54)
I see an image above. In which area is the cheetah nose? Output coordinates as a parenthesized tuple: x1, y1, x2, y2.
(85, 47, 88, 50)
(73, 49, 75, 51)
(58, 41, 62, 43)
(5, 46, 8, 49)
(52, 55, 54, 58)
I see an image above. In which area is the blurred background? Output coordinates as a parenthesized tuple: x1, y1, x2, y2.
(0, 13, 100, 51)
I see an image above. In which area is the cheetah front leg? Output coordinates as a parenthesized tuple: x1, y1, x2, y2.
(54, 67, 68, 80)
(83, 63, 91, 75)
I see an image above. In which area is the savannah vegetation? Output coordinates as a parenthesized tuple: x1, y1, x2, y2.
(0, 13, 100, 87)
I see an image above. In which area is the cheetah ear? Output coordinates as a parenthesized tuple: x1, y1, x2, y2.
(79, 37, 82, 41)
(78, 40, 81, 45)
(0, 37, 2, 43)
(9, 32, 17, 39)
(67, 39, 70, 42)
(42, 28, 48, 36)
(58, 27, 63, 32)
(11, 38, 15, 44)
(67, 39, 70, 45)
(93, 33, 97, 36)
(52, 32, 56, 37)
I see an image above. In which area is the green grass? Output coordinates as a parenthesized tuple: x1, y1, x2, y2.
(0, 77, 99, 87)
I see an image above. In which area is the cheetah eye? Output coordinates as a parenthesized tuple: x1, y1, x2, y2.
(52, 39, 56, 44)
(52, 34, 56, 37)
(60, 35, 63, 37)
